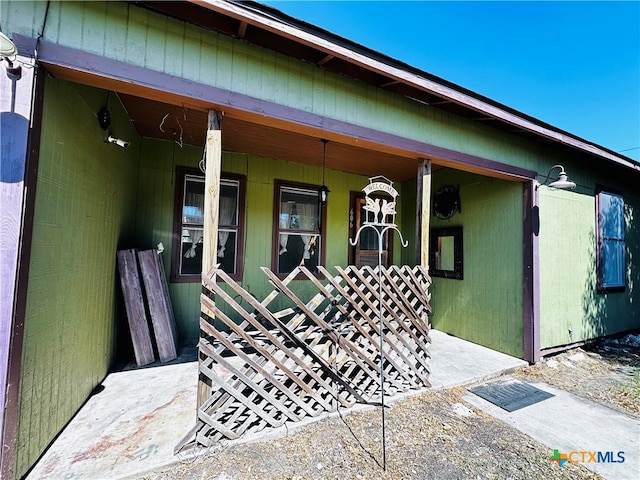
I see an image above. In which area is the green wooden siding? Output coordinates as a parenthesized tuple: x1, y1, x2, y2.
(4, 3, 639, 477)
(136, 142, 402, 340)
(17, 77, 140, 478)
(539, 182, 640, 349)
(6, 0, 557, 174)
(429, 170, 524, 358)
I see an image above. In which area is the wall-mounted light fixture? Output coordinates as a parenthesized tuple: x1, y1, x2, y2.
(106, 135, 130, 148)
(1, 31, 22, 112)
(536, 164, 576, 190)
(1, 31, 21, 80)
(97, 101, 130, 148)
(318, 138, 330, 205)
(0, 31, 17, 58)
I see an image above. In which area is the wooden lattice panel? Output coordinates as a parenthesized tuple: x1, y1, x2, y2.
(184, 265, 431, 449)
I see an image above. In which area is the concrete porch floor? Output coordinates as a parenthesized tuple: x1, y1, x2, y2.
(25, 330, 527, 480)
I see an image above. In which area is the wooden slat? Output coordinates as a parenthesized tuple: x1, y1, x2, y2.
(116, 249, 155, 366)
(212, 270, 363, 403)
(334, 266, 426, 387)
(137, 249, 178, 362)
(417, 159, 431, 266)
(260, 267, 387, 395)
(301, 266, 413, 389)
(186, 264, 432, 450)
(200, 288, 337, 411)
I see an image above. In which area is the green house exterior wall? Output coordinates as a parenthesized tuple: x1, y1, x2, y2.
(136, 140, 407, 340)
(5, 1, 554, 173)
(538, 162, 640, 350)
(429, 169, 524, 358)
(3, 2, 639, 477)
(16, 77, 140, 477)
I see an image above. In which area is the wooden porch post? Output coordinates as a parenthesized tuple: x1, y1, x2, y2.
(416, 159, 432, 267)
(198, 109, 223, 408)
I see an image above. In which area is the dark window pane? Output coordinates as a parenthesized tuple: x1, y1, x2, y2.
(597, 191, 625, 290)
(217, 230, 237, 274)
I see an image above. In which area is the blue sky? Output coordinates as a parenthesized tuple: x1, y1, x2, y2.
(262, 1, 640, 162)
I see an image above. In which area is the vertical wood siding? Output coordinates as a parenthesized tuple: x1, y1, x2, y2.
(429, 170, 524, 358)
(5, 0, 555, 174)
(4, 3, 639, 476)
(539, 184, 640, 349)
(137, 143, 385, 341)
(17, 77, 139, 478)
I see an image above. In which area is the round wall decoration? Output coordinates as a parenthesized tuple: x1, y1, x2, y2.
(433, 185, 461, 219)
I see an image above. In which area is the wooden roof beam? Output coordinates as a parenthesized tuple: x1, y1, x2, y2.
(317, 54, 334, 66)
(189, 0, 638, 171)
(237, 21, 248, 38)
(380, 79, 400, 88)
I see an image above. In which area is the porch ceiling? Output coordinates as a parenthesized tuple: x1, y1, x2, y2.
(119, 93, 425, 181)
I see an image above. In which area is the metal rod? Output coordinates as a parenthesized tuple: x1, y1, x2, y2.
(349, 188, 408, 471)
(377, 227, 386, 470)
(10, 78, 17, 113)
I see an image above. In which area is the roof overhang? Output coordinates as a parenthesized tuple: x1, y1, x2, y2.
(134, 0, 637, 173)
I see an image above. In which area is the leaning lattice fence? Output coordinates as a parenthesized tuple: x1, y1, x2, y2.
(178, 264, 431, 450)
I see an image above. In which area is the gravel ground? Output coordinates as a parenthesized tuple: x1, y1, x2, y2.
(137, 339, 640, 480)
(516, 340, 640, 419)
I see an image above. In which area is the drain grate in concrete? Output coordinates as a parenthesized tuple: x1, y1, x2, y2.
(468, 379, 554, 412)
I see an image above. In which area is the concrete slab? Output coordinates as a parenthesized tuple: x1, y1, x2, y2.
(463, 378, 640, 480)
(25, 330, 527, 480)
(26, 360, 199, 480)
(428, 329, 528, 389)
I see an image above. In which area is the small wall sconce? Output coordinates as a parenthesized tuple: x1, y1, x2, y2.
(1, 31, 17, 58)
(106, 135, 130, 148)
(536, 164, 576, 190)
(97, 103, 130, 148)
(318, 138, 330, 205)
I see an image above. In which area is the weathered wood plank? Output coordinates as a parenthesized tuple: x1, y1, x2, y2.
(206, 272, 359, 404)
(189, 264, 431, 448)
(116, 249, 155, 366)
(200, 290, 336, 411)
(198, 109, 223, 408)
(137, 249, 178, 362)
(417, 159, 431, 267)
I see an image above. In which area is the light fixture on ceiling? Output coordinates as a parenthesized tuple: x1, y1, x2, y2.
(318, 138, 330, 205)
(537, 164, 576, 190)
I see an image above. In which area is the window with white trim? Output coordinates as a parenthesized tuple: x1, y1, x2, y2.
(596, 189, 625, 291)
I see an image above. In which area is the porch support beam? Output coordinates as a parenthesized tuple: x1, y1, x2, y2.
(198, 109, 223, 409)
(20, 35, 538, 182)
(416, 159, 431, 267)
(523, 180, 540, 363)
(1, 53, 41, 480)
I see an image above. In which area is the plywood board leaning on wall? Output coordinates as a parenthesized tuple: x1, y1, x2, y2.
(116, 249, 156, 366)
(137, 249, 179, 362)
